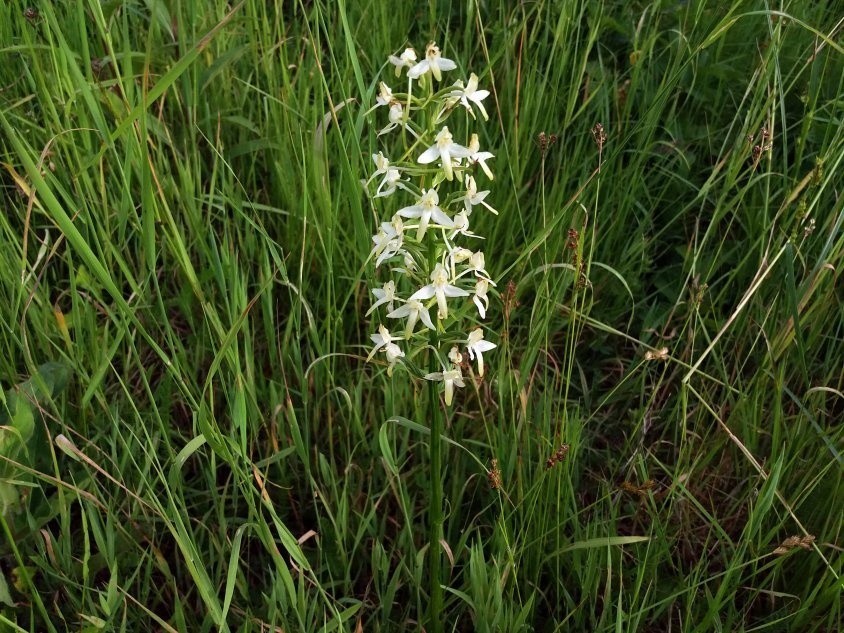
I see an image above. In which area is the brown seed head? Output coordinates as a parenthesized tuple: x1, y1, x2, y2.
(591, 123, 606, 151)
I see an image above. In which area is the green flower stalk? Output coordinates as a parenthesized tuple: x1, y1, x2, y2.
(363, 42, 497, 629)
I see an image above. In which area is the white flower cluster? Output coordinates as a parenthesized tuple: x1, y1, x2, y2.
(364, 42, 497, 406)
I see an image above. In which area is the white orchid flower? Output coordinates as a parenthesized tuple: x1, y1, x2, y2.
(388, 48, 417, 77)
(450, 210, 470, 235)
(459, 175, 498, 215)
(387, 299, 436, 337)
(450, 246, 473, 264)
(383, 342, 404, 376)
(447, 246, 473, 277)
(370, 229, 402, 267)
(466, 328, 496, 376)
(408, 42, 456, 82)
(376, 82, 394, 106)
(367, 153, 404, 198)
(467, 250, 493, 283)
(382, 213, 404, 240)
(448, 345, 463, 365)
(375, 168, 403, 197)
(473, 278, 490, 318)
(424, 365, 465, 406)
(467, 133, 495, 180)
(447, 211, 481, 242)
(371, 151, 391, 174)
(379, 102, 417, 137)
(392, 251, 417, 275)
(417, 126, 471, 181)
(448, 73, 490, 120)
(371, 215, 405, 265)
(455, 250, 493, 284)
(409, 262, 469, 320)
(397, 188, 453, 240)
(366, 280, 398, 316)
(368, 324, 400, 361)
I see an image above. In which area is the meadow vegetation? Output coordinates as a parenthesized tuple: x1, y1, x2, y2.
(0, 1, 842, 630)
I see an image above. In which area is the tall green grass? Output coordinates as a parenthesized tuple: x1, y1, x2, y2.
(0, 0, 841, 630)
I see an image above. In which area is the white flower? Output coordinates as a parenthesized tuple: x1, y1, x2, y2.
(366, 280, 398, 316)
(383, 213, 404, 240)
(388, 48, 417, 77)
(370, 228, 402, 267)
(466, 328, 496, 377)
(376, 168, 403, 197)
(409, 262, 469, 320)
(447, 211, 481, 242)
(447, 246, 474, 277)
(387, 299, 436, 337)
(408, 42, 456, 82)
(383, 342, 404, 376)
(449, 211, 470, 236)
(473, 278, 490, 318)
(460, 175, 498, 215)
(418, 126, 471, 181)
(376, 82, 394, 106)
(424, 366, 465, 406)
(454, 249, 492, 282)
(466, 250, 493, 282)
(379, 102, 416, 137)
(448, 73, 490, 120)
(372, 151, 390, 173)
(448, 345, 463, 365)
(394, 251, 417, 274)
(368, 324, 400, 361)
(368, 153, 404, 198)
(397, 188, 453, 240)
(450, 246, 473, 264)
(467, 133, 495, 180)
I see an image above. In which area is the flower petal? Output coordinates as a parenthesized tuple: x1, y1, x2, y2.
(417, 145, 440, 164)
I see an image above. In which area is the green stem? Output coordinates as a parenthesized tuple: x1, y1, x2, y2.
(428, 375, 444, 632)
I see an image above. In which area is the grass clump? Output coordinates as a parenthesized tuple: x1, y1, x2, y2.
(0, 1, 841, 631)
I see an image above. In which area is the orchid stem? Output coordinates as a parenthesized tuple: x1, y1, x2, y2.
(428, 371, 444, 632)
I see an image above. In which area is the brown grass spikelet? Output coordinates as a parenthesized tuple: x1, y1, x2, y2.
(591, 122, 606, 151)
(644, 347, 669, 361)
(502, 280, 519, 321)
(537, 131, 558, 158)
(487, 459, 502, 490)
(566, 228, 580, 251)
(773, 534, 815, 555)
(620, 479, 655, 498)
(545, 444, 570, 469)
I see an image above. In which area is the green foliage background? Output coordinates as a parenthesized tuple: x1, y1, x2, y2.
(0, 0, 841, 631)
